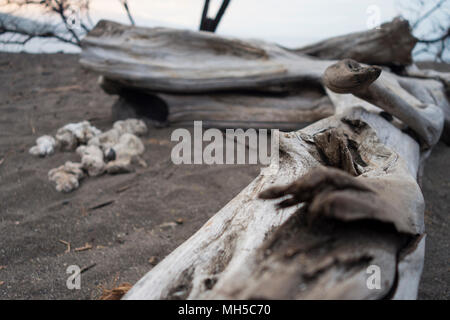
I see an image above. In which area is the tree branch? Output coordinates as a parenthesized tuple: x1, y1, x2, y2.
(417, 28, 450, 43)
(412, 0, 448, 29)
(119, 0, 135, 26)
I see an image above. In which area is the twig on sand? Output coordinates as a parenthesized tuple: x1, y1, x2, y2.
(29, 118, 36, 135)
(80, 206, 88, 217)
(58, 240, 71, 253)
(116, 184, 133, 193)
(88, 200, 115, 211)
(99, 283, 132, 300)
(74, 243, 93, 252)
(0, 150, 14, 167)
(80, 263, 97, 274)
(38, 85, 82, 94)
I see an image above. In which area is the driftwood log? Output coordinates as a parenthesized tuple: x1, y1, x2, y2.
(121, 58, 443, 299)
(80, 20, 450, 141)
(78, 20, 449, 299)
(80, 20, 338, 129)
(101, 78, 333, 130)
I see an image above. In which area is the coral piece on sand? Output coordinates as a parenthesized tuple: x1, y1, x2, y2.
(105, 133, 145, 173)
(42, 119, 146, 191)
(29, 135, 58, 157)
(87, 128, 122, 151)
(112, 133, 145, 158)
(113, 119, 148, 136)
(55, 121, 101, 151)
(48, 161, 84, 192)
(76, 145, 105, 177)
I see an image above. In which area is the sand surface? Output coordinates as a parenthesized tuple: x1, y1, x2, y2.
(0, 53, 448, 299)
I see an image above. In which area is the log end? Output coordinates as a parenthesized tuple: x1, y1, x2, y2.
(323, 59, 382, 94)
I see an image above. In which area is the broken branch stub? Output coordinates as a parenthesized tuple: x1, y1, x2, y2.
(324, 59, 444, 148)
(293, 17, 418, 67)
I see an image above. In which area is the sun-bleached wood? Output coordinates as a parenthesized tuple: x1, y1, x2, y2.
(324, 59, 444, 148)
(80, 20, 331, 94)
(123, 107, 424, 300)
(78, 21, 447, 299)
(82, 21, 444, 146)
(124, 63, 446, 300)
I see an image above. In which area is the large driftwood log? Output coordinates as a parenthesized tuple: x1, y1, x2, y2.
(124, 108, 424, 300)
(81, 20, 338, 129)
(80, 20, 331, 94)
(123, 60, 445, 300)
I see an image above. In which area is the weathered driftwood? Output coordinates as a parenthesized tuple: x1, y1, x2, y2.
(292, 17, 417, 67)
(101, 77, 334, 130)
(80, 20, 331, 94)
(404, 64, 450, 88)
(324, 59, 443, 148)
(123, 60, 445, 300)
(124, 108, 424, 300)
(396, 72, 450, 144)
(80, 19, 450, 141)
(79, 21, 447, 299)
(81, 21, 447, 143)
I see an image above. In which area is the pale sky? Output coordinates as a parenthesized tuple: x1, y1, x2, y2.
(0, 0, 447, 59)
(90, 0, 400, 47)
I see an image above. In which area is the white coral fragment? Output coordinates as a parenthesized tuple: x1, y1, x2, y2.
(113, 119, 148, 136)
(88, 128, 121, 151)
(112, 133, 145, 158)
(76, 145, 105, 177)
(48, 161, 84, 193)
(41, 118, 147, 192)
(29, 135, 57, 157)
(55, 121, 102, 151)
(105, 133, 145, 174)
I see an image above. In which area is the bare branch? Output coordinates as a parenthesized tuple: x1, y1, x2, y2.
(412, 0, 448, 29)
(0, 13, 79, 46)
(119, 0, 135, 26)
(417, 27, 450, 43)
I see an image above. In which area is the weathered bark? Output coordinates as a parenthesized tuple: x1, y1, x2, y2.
(292, 17, 417, 67)
(123, 61, 445, 300)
